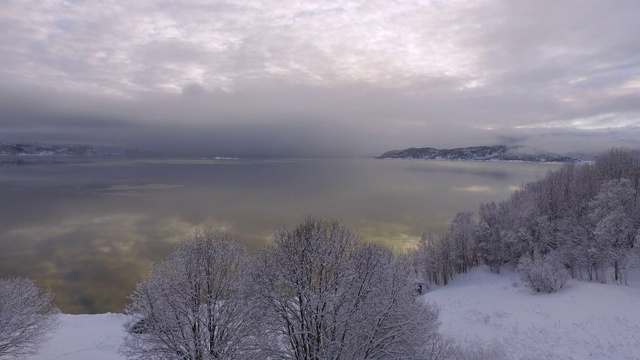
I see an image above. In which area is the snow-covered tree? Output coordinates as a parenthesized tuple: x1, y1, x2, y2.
(416, 232, 455, 285)
(596, 148, 640, 184)
(448, 212, 477, 273)
(555, 215, 592, 279)
(251, 218, 441, 359)
(468, 148, 640, 283)
(476, 202, 507, 273)
(589, 179, 637, 283)
(0, 277, 60, 358)
(121, 229, 259, 360)
(412, 213, 478, 286)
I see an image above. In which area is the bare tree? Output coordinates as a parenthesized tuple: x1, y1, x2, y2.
(416, 232, 454, 286)
(251, 218, 441, 360)
(0, 277, 59, 358)
(121, 229, 259, 360)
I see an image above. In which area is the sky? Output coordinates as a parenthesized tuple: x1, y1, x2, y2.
(1, 0, 639, 158)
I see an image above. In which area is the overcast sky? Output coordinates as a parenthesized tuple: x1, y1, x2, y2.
(1, 0, 639, 157)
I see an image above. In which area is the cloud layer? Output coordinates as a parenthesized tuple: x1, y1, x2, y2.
(1, 0, 639, 156)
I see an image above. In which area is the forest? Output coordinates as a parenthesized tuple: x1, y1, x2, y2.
(416, 147, 640, 291)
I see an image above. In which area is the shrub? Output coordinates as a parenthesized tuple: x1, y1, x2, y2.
(0, 277, 60, 358)
(517, 253, 569, 293)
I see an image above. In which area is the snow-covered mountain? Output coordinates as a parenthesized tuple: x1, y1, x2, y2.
(0, 143, 128, 157)
(378, 145, 577, 162)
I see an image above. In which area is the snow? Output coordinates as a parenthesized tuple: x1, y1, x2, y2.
(30, 267, 640, 360)
(31, 313, 126, 360)
(424, 266, 640, 360)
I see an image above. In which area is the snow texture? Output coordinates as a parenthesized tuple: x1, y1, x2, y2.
(425, 266, 640, 360)
(31, 314, 125, 360)
(30, 267, 640, 360)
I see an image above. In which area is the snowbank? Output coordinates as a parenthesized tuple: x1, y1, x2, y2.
(424, 266, 640, 360)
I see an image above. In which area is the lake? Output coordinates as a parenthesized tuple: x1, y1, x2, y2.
(0, 157, 560, 313)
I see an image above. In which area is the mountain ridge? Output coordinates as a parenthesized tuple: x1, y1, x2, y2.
(378, 145, 577, 162)
(0, 143, 130, 157)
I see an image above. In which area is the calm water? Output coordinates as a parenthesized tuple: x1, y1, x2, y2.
(0, 158, 560, 313)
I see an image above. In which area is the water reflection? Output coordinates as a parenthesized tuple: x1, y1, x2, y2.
(0, 158, 559, 313)
(452, 185, 494, 193)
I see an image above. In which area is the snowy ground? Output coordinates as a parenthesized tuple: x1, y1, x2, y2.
(424, 266, 640, 360)
(32, 267, 640, 359)
(31, 313, 126, 360)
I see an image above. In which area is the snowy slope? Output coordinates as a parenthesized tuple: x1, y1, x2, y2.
(424, 266, 640, 360)
(31, 313, 126, 360)
(30, 268, 640, 360)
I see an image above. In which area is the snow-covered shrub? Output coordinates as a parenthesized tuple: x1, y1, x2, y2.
(517, 253, 569, 293)
(449, 340, 509, 360)
(0, 277, 60, 358)
(422, 333, 459, 360)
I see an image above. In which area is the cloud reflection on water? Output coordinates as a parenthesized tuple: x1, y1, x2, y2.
(0, 158, 560, 313)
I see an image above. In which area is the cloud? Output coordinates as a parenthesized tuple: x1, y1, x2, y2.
(0, 0, 638, 156)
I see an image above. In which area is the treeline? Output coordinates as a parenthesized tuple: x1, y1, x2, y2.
(413, 148, 640, 289)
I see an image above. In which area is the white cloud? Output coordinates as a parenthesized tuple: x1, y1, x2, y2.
(0, 0, 639, 156)
(0, 0, 484, 94)
(517, 113, 640, 130)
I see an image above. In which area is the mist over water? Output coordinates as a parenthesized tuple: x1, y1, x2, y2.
(0, 158, 560, 313)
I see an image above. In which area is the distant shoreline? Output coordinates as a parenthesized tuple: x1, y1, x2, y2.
(377, 145, 578, 163)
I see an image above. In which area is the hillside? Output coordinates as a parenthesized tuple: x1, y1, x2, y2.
(30, 266, 640, 360)
(424, 266, 640, 360)
(378, 145, 576, 162)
